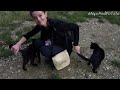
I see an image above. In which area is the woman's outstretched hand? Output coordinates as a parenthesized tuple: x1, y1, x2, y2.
(11, 44, 20, 55)
(74, 45, 80, 54)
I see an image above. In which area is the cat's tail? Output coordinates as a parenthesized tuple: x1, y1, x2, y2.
(77, 53, 89, 61)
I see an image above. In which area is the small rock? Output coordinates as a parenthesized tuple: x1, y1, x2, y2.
(18, 70, 21, 73)
(67, 67, 71, 71)
(10, 66, 12, 70)
(106, 67, 110, 70)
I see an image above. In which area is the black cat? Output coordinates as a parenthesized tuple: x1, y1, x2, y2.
(9, 39, 41, 71)
(77, 42, 105, 73)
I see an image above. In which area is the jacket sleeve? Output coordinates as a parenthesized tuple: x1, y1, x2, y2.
(66, 23, 79, 46)
(23, 25, 41, 40)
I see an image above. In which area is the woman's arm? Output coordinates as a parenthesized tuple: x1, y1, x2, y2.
(67, 23, 80, 54)
(11, 25, 41, 55)
(67, 23, 79, 46)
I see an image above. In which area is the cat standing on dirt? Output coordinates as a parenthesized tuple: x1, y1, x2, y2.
(9, 39, 41, 71)
(77, 42, 105, 73)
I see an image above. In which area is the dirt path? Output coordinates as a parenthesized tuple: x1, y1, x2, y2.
(0, 18, 120, 79)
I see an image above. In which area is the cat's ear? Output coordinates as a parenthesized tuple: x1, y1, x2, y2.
(9, 44, 13, 49)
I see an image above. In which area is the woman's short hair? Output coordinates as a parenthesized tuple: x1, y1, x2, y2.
(30, 11, 45, 17)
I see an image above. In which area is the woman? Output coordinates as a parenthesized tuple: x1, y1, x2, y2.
(11, 11, 80, 59)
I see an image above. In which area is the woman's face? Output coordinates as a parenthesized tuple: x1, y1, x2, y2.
(31, 11, 47, 27)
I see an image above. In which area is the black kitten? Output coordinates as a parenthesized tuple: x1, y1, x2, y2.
(77, 42, 105, 73)
(9, 39, 41, 71)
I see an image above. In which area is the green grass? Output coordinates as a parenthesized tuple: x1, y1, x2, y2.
(111, 60, 120, 68)
(0, 46, 13, 58)
(49, 73, 62, 79)
(49, 11, 120, 25)
(0, 11, 120, 26)
(0, 31, 13, 45)
(48, 11, 91, 23)
(0, 30, 21, 45)
(103, 15, 120, 25)
(0, 11, 32, 26)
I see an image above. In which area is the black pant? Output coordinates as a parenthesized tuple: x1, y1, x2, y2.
(34, 39, 66, 58)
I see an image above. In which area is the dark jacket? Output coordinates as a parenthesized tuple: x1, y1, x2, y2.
(23, 18, 79, 53)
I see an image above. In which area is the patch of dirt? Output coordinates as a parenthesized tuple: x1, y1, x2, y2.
(0, 18, 120, 79)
